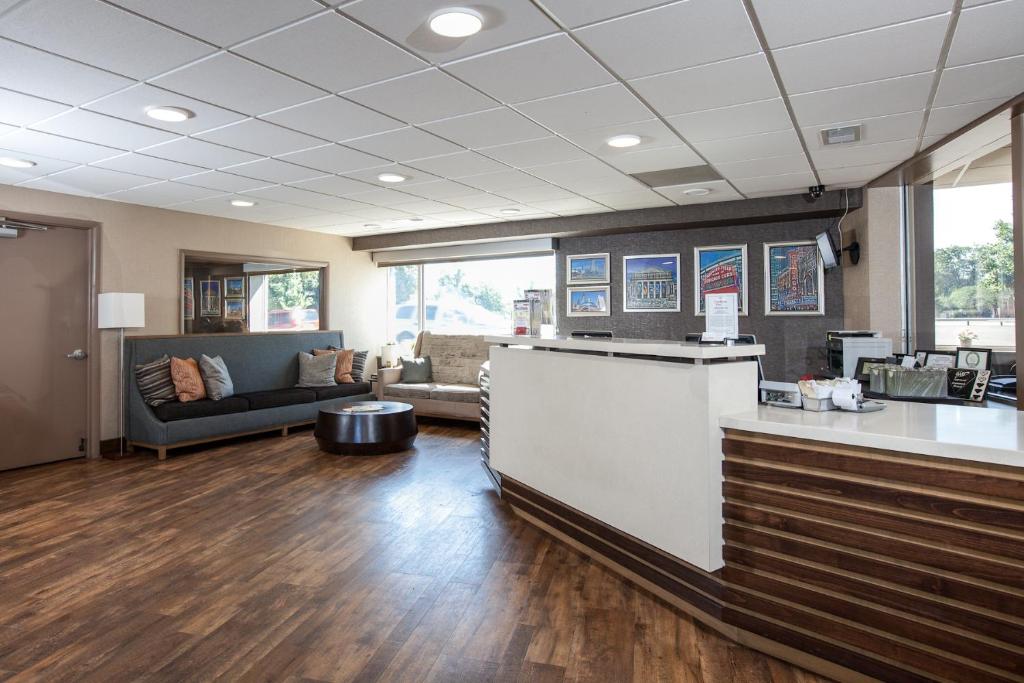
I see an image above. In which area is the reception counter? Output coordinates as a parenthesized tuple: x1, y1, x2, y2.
(486, 336, 1024, 683)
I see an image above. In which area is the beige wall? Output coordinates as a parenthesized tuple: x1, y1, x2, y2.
(0, 185, 385, 443)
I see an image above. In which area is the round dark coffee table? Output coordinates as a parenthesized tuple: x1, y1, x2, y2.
(314, 401, 417, 455)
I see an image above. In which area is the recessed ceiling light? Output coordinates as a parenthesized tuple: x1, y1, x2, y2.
(145, 106, 195, 123)
(230, 199, 256, 207)
(377, 172, 408, 183)
(500, 208, 520, 214)
(682, 187, 711, 196)
(0, 157, 36, 169)
(429, 8, 484, 37)
(606, 134, 642, 148)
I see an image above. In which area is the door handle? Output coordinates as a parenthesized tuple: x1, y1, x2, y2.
(66, 349, 88, 360)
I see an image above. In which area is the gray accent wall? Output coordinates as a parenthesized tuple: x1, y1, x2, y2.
(556, 218, 845, 381)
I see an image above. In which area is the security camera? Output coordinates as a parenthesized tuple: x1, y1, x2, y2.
(808, 185, 825, 199)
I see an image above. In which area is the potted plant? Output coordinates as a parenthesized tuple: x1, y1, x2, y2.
(958, 328, 978, 347)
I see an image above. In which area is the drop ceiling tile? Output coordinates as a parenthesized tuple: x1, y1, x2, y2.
(240, 184, 369, 211)
(476, 204, 552, 218)
(235, 13, 425, 92)
(343, 163, 442, 187)
(657, 179, 742, 204)
(666, 98, 792, 143)
(0, 123, 14, 136)
(602, 145, 705, 174)
(445, 34, 614, 104)
(528, 196, 605, 214)
(261, 96, 403, 142)
(92, 153, 205, 179)
(106, 0, 325, 46)
(540, 0, 669, 28)
(342, 0, 558, 63)
(587, 189, 674, 209)
(345, 126, 462, 161)
(403, 179, 481, 200)
(528, 158, 644, 194)
(142, 137, 261, 168)
(460, 169, 550, 193)
(345, 206, 416, 220)
(751, 0, 953, 49)
(575, 0, 759, 79)
(479, 137, 589, 168)
(773, 15, 948, 94)
(0, 39, 133, 105)
(932, 54, 1024, 107)
(104, 181, 225, 206)
(496, 184, 578, 203)
(630, 53, 779, 116)
(789, 72, 934, 126)
(515, 84, 653, 136)
(946, 0, 1024, 68)
(423, 210, 496, 224)
(714, 153, 812, 179)
(385, 199, 457, 215)
(221, 158, 327, 184)
(406, 150, 509, 178)
(810, 138, 917, 170)
(195, 119, 323, 157)
(84, 84, 248, 135)
(151, 54, 323, 116)
(345, 68, 495, 124)
(342, 188, 421, 206)
(924, 98, 1007, 137)
(0, 89, 70, 126)
(288, 174, 377, 196)
(563, 119, 687, 156)
(0, 129, 124, 163)
(445, 192, 515, 209)
(692, 128, 803, 163)
(276, 213, 362, 229)
(13, 177, 96, 197)
(818, 161, 895, 186)
(731, 171, 817, 195)
(32, 110, 179, 150)
(421, 108, 549, 148)
(276, 144, 387, 174)
(801, 110, 925, 151)
(26, 165, 152, 195)
(1, 0, 214, 79)
(176, 170, 275, 193)
(0, 147, 77, 181)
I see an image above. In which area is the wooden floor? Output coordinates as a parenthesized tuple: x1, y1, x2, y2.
(0, 421, 828, 683)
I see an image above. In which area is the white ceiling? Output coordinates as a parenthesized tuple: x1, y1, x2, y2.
(0, 0, 1021, 237)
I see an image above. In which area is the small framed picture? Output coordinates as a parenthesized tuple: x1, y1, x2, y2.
(200, 279, 220, 317)
(623, 254, 680, 312)
(183, 276, 194, 320)
(224, 298, 246, 320)
(763, 241, 824, 316)
(956, 347, 992, 371)
(854, 357, 889, 383)
(224, 275, 245, 298)
(924, 350, 957, 369)
(694, 244, 748, 316)
(913, 350, 928, 367)
(566, 253, 610, 285)
(567, 286, 610, 317)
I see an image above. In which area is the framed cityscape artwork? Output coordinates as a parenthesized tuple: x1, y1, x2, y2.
(623, 254, 680, 312)
(224, 299, 246, 321)
(224, 275, 245, 298)
(763, 241, 824, 316)
(200, 279, 221, 317)
(567, 286, 610, 317)
(566, 253, 610, 285)
(183, 276, 194, 320)
(694, 244, 748, 316)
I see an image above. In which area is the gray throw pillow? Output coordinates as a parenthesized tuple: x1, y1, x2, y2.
(199, 354, 234, 400)
(400, 356, 432, 383)
(297, 351, 338, 387)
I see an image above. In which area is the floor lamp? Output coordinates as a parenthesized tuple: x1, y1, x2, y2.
(99, 293, 145, 459)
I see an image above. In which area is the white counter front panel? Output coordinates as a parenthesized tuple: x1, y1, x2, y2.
(489, 345, 758, 571)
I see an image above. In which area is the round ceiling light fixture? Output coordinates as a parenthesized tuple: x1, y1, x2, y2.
(230, 199, 256, 207)
(0, 156, 37, 168)
(682, 187, 711, 197)
(429, 8, 484, 37)
(606, 133, 642, 148)
(500, 208, 521, 215)
(377, 172, 408, 183)
(145, 106, 195, 123)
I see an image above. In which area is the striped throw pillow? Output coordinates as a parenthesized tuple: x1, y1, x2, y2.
(351, 350, 368, 382)
(135, 355, 177, 406)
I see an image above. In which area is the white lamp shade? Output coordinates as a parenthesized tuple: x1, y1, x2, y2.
(98, 292, 145, 329)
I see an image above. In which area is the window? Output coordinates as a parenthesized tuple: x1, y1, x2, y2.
(250, 270, 323, 332)
(386, 255, 555, 344)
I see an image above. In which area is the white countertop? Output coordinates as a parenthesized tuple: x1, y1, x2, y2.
(720, 402, 1024, 468)
(485, 335, 765, 360)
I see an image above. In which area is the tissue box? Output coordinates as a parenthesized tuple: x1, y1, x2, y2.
(802, 397, 836, 412)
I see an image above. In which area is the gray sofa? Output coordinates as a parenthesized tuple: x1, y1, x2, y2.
(125, 331, 375, 459)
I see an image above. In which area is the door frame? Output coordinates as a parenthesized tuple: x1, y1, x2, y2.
(2, 209, 101, 458)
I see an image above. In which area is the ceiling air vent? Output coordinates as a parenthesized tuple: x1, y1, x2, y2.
(630, 165, 721, 188)
(821, 125, 862, 146)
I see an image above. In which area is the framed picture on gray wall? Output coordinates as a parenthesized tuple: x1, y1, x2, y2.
(566, 253, 610, 285)
(623, 254, 680, 312)
(764, 241, 825, 315)
(567, 286, 610, 317)
(694, 244, 748, 316)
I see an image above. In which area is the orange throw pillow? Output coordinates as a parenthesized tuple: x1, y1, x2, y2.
(313, 348, 355, 383)
(170, 357, 207, 402)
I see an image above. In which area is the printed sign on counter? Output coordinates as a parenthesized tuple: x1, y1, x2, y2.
(705, 292, 739, 341)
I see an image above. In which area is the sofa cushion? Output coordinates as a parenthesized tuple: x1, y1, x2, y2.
(384, 382, 434, 400)
(313, 347, 355, 383)
(135, 354, 177, 406)
(313, 382, 372, 401)
(238, 388, 317, 410)
(429, 384, 480, 403)
(416, 332, 489, 385)
(297, 352, 337, 387)
(170, 356, 206, 402)
(199, 354, 234, 400)
(400, 356, 432, 382)
(152, 396, 249, 422)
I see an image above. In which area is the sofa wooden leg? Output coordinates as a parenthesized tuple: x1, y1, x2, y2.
(281, 426, 289, 437)
(157, 447, 167, 461)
